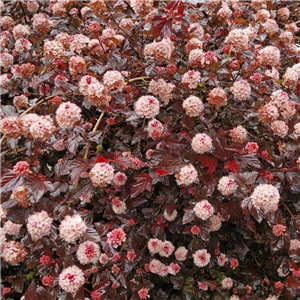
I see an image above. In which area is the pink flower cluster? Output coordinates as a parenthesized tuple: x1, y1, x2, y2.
(258, 46, 280, 67)
(147, 238, 175, 257)
(181, 70, 201, 89)
(103, 70, 126, 92)
(230, 80, 251, 101)
(89, 162, 114, 187)
(13, 95, 28, 110)
(43, 40, 65, 60)
(175, 164, 198, 186)
(59, 265, 85, 293)
(13, 161, 31, 176)
(207, 87, 227, 108)
(70, 34, 90, 54)
(69, 56, 86, 79)
(59, 215, 87, 243)
(217, 176, 238, 196)
(193, 200, 214, 220)
(135, 96, 160, 119)
(250, 184, 280, 213)
(32, 13, 52, 35)
(0, 116, 22, 138)
(148, 79, 174, 103)
(27, 211, 53, 241)
(11, 186, 29, 208)
(107, 228, 126, 248)
(193, 249, 211, 267)
(182, 95, 204, 117)
(76, 241, 100, 265)
(229, 126, 248, 143)
(144, 37, 174, 61)
(3, 221, 22, 236)
(258, 103, 279, 124)
(30, 116, 56, 142)
(112, 197, 127, 214)
(270, 120, 288, 138)
(147, 119, 164, 140)
(225, 29, 249, 52)
(191, 133, 213, 154)
(1, 241, 27, 265)
(131, 0, 154, 17)
(55, 102, 82, 128)
(114, 172, 127, 186)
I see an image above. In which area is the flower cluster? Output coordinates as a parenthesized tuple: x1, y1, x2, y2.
(148, 79, 174, 104)
(175, 164, 198, 186)
(193, 200, 214, 221)
(59, 215, 87, 243)
(182, 96, 204, 117)
(89, 162, 114, 187)
(135, 96, 160, 119)
(107, 228, 126, 248)
(191, 133, 213, 154)
(27, 211, 53, 241)
(58, 266, 85, 293)
(55, 102, 82, 128)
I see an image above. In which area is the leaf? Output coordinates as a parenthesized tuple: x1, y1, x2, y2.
(156, 168, 169, 176)
(130, 173, 153, 198)
(93, 278, 111, 292)
(234, 244, 249, 260)
(106, 152, 139, 170)
(217, 203, 230, 221)
(171, 276, 184, 290)
(82, 225, 101, 243)
(239, 154, 261, 169)
(197, 155, 218, 174)
(287, 276, 300, 288)
(182, 208, 195, 225)
(23, 282, 39, 300)
(246, 220, 256, 233)
(68, 158, 95, 183)
(161, 155, 186, 173)
(231, 171, 258, 186)
(32, 69, 57, 89)
(126, 197, 148, 209)
(36, 286, 55, 300)
(0, 169, 23, 193)
(25, 175, 54, 202)
(96, 155, 109, 163)
(151, 16, 172, 40)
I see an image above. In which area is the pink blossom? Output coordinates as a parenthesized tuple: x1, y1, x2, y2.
(27, 211, 53, 241)
(198, 281, 208, 290)
(231, 80, 251, 101)
(181, 70, 201, 89)
(182, 96, 204, 117)
(107, 228, 126, 248)
(210, 215, 222, 231)
(217, 176, 238, 196)
(114, 172, 127, 186)
(43, 40, 65, 60)
(131, 0, 153, 17)
(147, 119, 164, 140)
(159, 241, 175, 257)
(135, 96, 160, 119)
(59, 215, 87, 243)
(11, 186, 29, 208)
(193, 249, 211, 267)
(103, 70, 126, 92)
(217, 253, 228, 266)
(119, 18, 134, 34)
(191, 133, 213, 154)
(32, 13, 52, 35)
(229, 126, 248, 143)
(194, 200, 214, 220)
(188, 23, 204, 39)
(0, 116, 22, 138)
(3, 221, 22, 236)
(13, 95, 28, 110)
(230, 258, 239, 269)
(245, 142, 259, 154)
(271, 120, 288, 138)
(185, 38, 203, 54)
(77, 241, 100, 265)
(163, 209, 177, 222)
(168, 262, 181, 275)
(112, 198, 127, 214)
(258, 46, 280, 67)
(207, 87, 227, 108)
(59, 265, 85, 293)
(175, 164, 198, 186)
(1, 241, 27, 265)
(258, 103, 279, 124)
(30, 116, 56, 142)
(262, 19, 279, 35)
(147, 238, 162, 255)
(0, 53, 13, 69)
(13, 161, 32, 176)
(225, 29, 249, 52)
(174, 246, 188, 261)
(70, 34, 90, 54)
(99, 253, 109, 264)
(12, 24, 30, 40)
(56, 102, 82, 128)
(221, 277, 233, 289)
(138, 288, 150, 299)
(148, 79, 174, 103)
(250, 184, 280, 213)
(272, 224, 286, 237)
(144, 37, 174, 61)
(89, 163, 114, 187)
(27, 0, 39, 12)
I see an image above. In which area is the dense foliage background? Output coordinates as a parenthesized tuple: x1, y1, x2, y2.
(1, 0, 300, 299)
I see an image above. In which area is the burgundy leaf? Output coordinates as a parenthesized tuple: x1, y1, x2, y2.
(106, 152, 139, 170)
(25, 175, 54, 202)
(197, 155, 218, 174)
(217, 202, 230, 221)
(130, 173, 153, 198)
(0, 169, 23, 193)
(182, 208, 195, 225)
(23, 282, 39, 300)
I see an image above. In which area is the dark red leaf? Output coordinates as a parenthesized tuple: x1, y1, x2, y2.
(0, 169, 23, 193)
(287, 276, 300, 288)
(197, 155, 218, 174)
(130, 173, 153, 198)
(67, 158, 96, 183)
(182, 208, 195, 225)
(96, 155, 109, 163)
(23, 282, 39, 300)
(93, 278, 111, 292)
(156, 168, 169, 176)
(170, 276, 184, 290)
(25, 175, 54, 202)
(32, 69, 57, 89)
(106, 152, 139, 170)
(217, 202, 230, 221)
(246, 220, 256, 233)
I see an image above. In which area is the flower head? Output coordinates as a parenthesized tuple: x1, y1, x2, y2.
(59, 215, 87, 243)
(27, 211, 53, 241)
(193, 249, 211, 267)
(59, 266, 85, 293)
(77, 241, 100, 265)
(107, 228, 126, 248)
(194, 200, 214, 220)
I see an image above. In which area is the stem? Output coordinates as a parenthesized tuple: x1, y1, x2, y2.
(295, 20, 300, 24)
(74, 111, 105, 188)
(281, 202, 295, 219)
(128, 76, 150, 83)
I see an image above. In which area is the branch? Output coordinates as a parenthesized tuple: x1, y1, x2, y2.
(128, 76, 150, 83)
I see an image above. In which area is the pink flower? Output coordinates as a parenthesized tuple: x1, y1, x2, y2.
(148, 238, 162, 255)
(188, 23, 204, 39)
(13, 95, 28, 110)
(230, 258, 239, 269)
(13, 161, 32, 176)
(112, 197, 127, 214)
(27, 211, 53, 241)
(114, 172, 127, 186)
(174, 246, 188, 261)
(1, 241, 27, 265)
(271, 121, 288, 138)
(217, 176, 238, 196)
(70, 34, 90, 54)
(193, 249, 211, 267)
(42, 275, 53, 287)
(191, 133, 213, 154)
(107, 228, 126, 248)
(147, 119, 164, 140)
(30, 116, 56, 142)
(12, 24, 30, 39)
(89, 163, 114, 187)
(159, 241, 175, 257)
(127, 250, 136, 261)
(230, 80, 251, 101)
(131, 0, 153, 17)
(245, 142, 259, 154)
(56, 102, 82, 128)
(43, 40, 65, 60)
(194, 200, 214, 220)
(229, 126, 248, 143)
(0, 53, 13, 69)
(138, 288, 150, 299)
(198, 282, 208, 290)
(168, 262, 181, 275)
(149, 259, 164, 274)
(0, 116, 22, 138)
(148, 79, 174, 103)
(119, 18, 134, 34)
(210, 215, 222, 232)
(217, 253, 228, 266)
(207, 87, 227, 108)
(262, 19, 279, 35)
(181, 70, 201, 89)
(103, 70, 126, 92)
(59, 266, 85, 293)
(272, 224, 286, 237)
(185, 38, 203, 54)
(258, 46, 280, 67)
(27, 0, 39, 12)
(69, 56, 86, 79)
(99, 253, 109, 264)
(182, 96, 204, 117)
(250, 184, 280, 213)
(135, 96, 160, 119)
(175, 164, 198, 186)
(258, 103, 279, 124)
(3, 221, 22, 236)
(144, 37, 174, 61)
(191, 225, 200, 235)
(32, 13, 52, 35)
(225, 29, 249, 52)
(11, 186, 29, 208)
(221, 277, 233, 289)
(59, 215, 87, 243)
(289, 239, 300, 250)
(77, 241, 100, 265)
